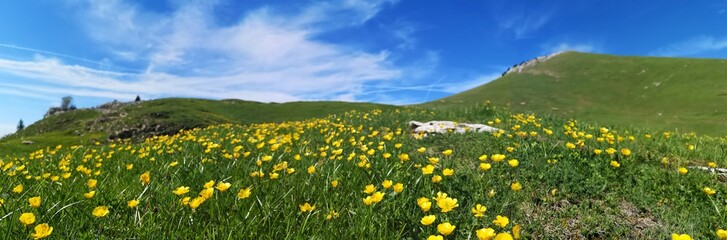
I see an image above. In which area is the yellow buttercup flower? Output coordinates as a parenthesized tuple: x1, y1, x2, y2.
(29, 196, 41, 208)
(427, 235, 443, 240)
(476, 228, 496, 240)
(237, 187, 252, 199)
(513, 224, 521, 239)
(417, 197, 432, 212)
(19, 212, 36, 225)
(203, 180, 215, 188)
(393, 183, 404, 193)
(87, 179, 97, 188)
(471, 204, 487, 217)
(703, 187, 717, 196)
(437, 222, 456, 236)
(671, 233, 692, 240)
(299, 202, 315, 212)
(511, 182, 522, 191)
(620, 148, 631, 156)
(140, 171, 150, 185)
(331, 180, 339, 188)
(480, 163, 492, 171)
(173, 186, 190, 195)
(122, 199, 138, 209)
(422, 165, 435, 175)
(431, 175, 443, 183)
(492, 215, 509, 228)
(508, 159, 519, 167)
(420, 215, 436, 225)
(363, 184, 376, 194)
(92, 206, 109, 218)
(442, 168, 455, 176)
(436, 196, 459, 213)
(494, 233, 514, 240)
(189, 197, 205, 210)
(491, 154, 506, 162)
(417, 147, 426, 153)
(307, 165, 316, 174)
(32, 223, 53, 239)
(215, 182, 231, 192)
(678, 167, 688, 175)
(716, 229, 727, 239)
(199, 188, 214, 199)
(442, 149, 453, 156)
(565, 142, 576, 149)
(84, 191, 96, 199)
(381, 180, 393, 189)
(610, 161, 621, 168)
(13, 184, 23, 194)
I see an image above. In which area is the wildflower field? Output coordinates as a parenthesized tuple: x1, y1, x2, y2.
(1, 104, 726, 239)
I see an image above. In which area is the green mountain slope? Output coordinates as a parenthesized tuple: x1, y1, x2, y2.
(424, 51, 727, 136)
(0, 98, 397, 153)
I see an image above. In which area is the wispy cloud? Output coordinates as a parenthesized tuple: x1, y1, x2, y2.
(651, 35, 727, 56)
(540, 42, 600, 54)
(0, 0, 410, 103)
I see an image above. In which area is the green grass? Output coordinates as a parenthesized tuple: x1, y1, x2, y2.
(0, 98, 398, 155)
(1, 104, 725, 239)
(422, 51, 727, 136)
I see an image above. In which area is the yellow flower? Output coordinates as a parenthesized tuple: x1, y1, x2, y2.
(420, 215, 436, 225)
(84, 191, 96, 199)
(620, 148, 631, 156)
(437, 222, 456, 236)
(299, 202, 315, 212)
(704, 187, 717, 196)
(717, 229, 727, 240)
(479, 154, 488, 161)
(363, 184, 376, 194)
(428, 157, 440, 164)
(442, 149, 453, 156)
(492, 215, 509, 228)
(480, 163, 492, 171)
(417, 197, 432, 212)
(307, 165, 316, 174)
(19, 212, 36, 225)
(203, 180, 215, 188)
(436, 196, 459, 213)
(427, 235, 443, 240)
(92, 206, 109, 218)
(382, 180, 393, 189)
(169, 161, 179, 167)
(488, 189, 496, 198)
(199, 188, 214, 199)
(398, 153, 410, 161)
(565, 142, 576, 149)
(417, 147, 427, 153)
(610, 161, 621, 168)
(127, 199, 139, 208)
(173, 186, 190, 195)
(476, 228, 496, 240)
(362, 196, 373, 205)
(513, 224, 522, 239)
(29, 196, 41, 208)
(237, 187, 252, 199)
(331, 180, 339, 188)
(431, 175, 443, 183)
(471, 204, 487, 217)
(370, 191, 385, 203)
(32, 223, 53, 239)
(593, 149, 602, 155)
(422, 165, 435, 175)
(605, 148, 616, 155)
(442, 168, 455, 176)
(179, 197, 191, 206)
(491, 154, 506, 162)
(325, 210, 339, 220)
(140, 171, 150, 185)
(12, 184, 23, 194)
(189, 197, 205, 209)
(708, 162, 718, 168)
(87, 179, 97, 188)
(511, 182, 522, 191)
(671, 233, 692, 240)
(508, 159, 519, 167)
(126, 164, 133, 170)
(393, 183, 404, 193)
(215, 182, 231, 192)
(494, 233, 514, 240)
(678, 167, 688, 175)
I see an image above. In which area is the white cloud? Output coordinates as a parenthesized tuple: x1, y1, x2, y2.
(499, 12, 552, 39)
(541, 42, 599, 54)
(0, 0, 405, 104)
(651, 36, 727, 56)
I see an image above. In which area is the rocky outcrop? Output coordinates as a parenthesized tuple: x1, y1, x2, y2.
(502, 51, 565, 76)
(409, 120, 500, 138)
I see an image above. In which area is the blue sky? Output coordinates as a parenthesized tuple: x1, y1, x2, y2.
(1, 0, 727, 137)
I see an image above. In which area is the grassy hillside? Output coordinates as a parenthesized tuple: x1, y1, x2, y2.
(0, 98, 397, 154)
(1, 104, 725, 239)
(424, 52, 727, 136)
